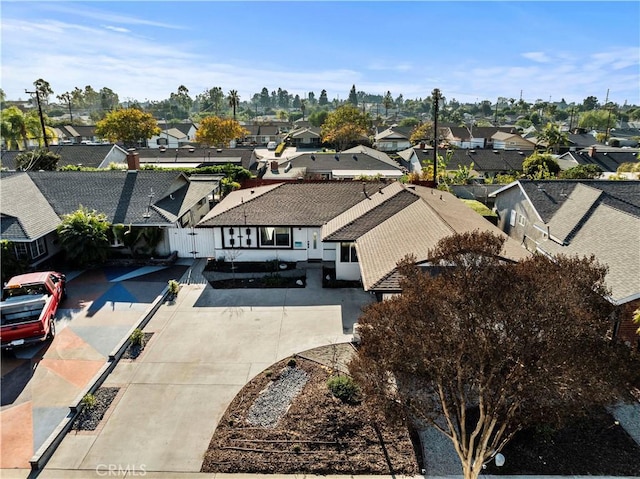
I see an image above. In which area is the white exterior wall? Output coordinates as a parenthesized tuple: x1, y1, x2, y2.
(335, 257, 361, 281)
(323, 243, 337, 261)
(211, 226, 328, 263)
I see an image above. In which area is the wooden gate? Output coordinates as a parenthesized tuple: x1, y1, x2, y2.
(167, 227, 215, 258)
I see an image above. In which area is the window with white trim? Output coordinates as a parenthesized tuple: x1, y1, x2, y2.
(518, 214, 526, 227)
(509, 210, 516, 227)
(29, 237, 47, 259)
(259, 227, 291, 247)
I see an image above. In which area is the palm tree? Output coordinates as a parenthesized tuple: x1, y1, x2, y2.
(383, 91, 393, 118)
(1, 106, 28, 150)
(228, 90, 240, 121)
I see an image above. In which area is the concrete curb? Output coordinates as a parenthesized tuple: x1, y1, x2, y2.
(28, 287, 170, 471)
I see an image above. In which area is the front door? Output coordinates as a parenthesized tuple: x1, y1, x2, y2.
(307, 228, 322, 260)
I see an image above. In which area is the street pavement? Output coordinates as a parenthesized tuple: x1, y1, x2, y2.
(0, 262, 189, 471)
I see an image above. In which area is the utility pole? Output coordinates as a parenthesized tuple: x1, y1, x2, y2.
(25, 88, 49, 149)
(494, 98, 499, 126)
(432, 88, 441, 186)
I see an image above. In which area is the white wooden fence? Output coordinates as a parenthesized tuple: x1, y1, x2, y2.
(166, 227, 216, 258)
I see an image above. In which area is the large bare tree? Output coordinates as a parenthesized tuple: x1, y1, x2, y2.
(350, 231, 639, 479)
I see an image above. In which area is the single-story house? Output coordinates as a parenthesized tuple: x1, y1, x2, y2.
(285, 126, 322, 148)
(258, 145, 406, 180)
(490, 179, 640, 346)
(0, 144, 129, 170)
(134, 146, 256, 171)
(557, 146, 640, 175)
(374, 126, 412, 152)
(1, 155, 221, 268)
(198, 181, 529, 299)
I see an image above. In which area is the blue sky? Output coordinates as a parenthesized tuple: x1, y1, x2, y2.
(2, 1, 639, 106)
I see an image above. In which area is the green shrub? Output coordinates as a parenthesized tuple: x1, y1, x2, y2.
(327, 375, 361, 403)
(130, 328, 145, 347)
(168, 279, 180, 295)
(81, 393, 96, 409)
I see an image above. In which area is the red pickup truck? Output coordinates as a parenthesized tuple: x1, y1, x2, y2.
(1, 271, 66, 350)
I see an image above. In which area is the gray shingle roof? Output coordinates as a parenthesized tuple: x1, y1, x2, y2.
(198, 182, 387, 227)
(25, 171, 200, 225)
(545, 183, 602, 244)
(323, 183, 417, 241)
(0, 144, 126, 170)
(0, 172, 61, 240)
(538, 203, 640, 304)
(445, 149, 531, 172)
(517, 180, 640, 223)
(567, 149, 639, 173)
(284, 147, 402, 175)
(135, 147, 254, 169)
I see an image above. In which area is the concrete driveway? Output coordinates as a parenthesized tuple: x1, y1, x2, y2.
(0, 262, 189, 472)
(44, 264, 373, 475)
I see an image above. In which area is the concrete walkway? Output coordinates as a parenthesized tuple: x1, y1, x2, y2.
(43, 263, 373, 475)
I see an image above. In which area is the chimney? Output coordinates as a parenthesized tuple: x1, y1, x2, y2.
(270, 160, 278, 171)
(419, 142, 425, 149)
(126, 148, 140, 171)
(589, 146, 596, 158)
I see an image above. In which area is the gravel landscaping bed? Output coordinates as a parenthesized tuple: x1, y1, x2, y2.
(71, 387, 120, 431)
(121, 332, 154, 360)
(201, 355, 419, 475)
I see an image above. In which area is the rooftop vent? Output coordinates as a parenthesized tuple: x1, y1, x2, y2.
(352, 155, 358, 161)
(469, 150, 476, 154)
(311, 154, 316, 160)
(189, 147, 195, 153)
(493, 150, 499, 154)
(334, 154, 339, 161)
(284, 163, 292, 173)
(159, 146, 167, 153)
(217, 148, 222, 153)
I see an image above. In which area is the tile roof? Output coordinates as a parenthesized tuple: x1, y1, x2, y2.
(0, 172, 61, 240)
(24, 170, 208, 225)
(537, 203, 640, 304)
(198, 182, 386, 227)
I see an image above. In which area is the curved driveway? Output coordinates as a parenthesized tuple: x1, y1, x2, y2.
(44, 264, 373, 474)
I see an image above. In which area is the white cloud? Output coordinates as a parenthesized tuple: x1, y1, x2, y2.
(103, 25, 131, 34)
(522, 52, 551, 63)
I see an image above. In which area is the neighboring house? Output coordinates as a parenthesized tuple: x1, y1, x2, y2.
(148, 128, 188, 148)
(491, 131, 536, 150)
(56, 125, 99, 144)
(0, 159, 221, 268)
(258, 145, 405, 180)
(397, 146, 532, 179)
(443, 126, 523, 150)
(557, 146, 640, 175)
(198, 181, 529, 299)
(490, 179, 640, 346)
(374, 126, 412, 152)
(134, 146, 256, 171)
(241, 123, 283, 146)
(0, 144, 129, 170)
(285, 126, 322, 148)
